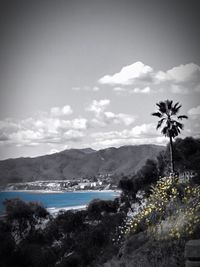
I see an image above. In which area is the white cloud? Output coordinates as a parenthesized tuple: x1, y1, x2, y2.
(50, 105, 73, 116)
(98, 62, 200, 95)
(87, 99, 135, 127)
(92, 124, 158, 141)
(98, 61, 153, 85)
(48, 148, 60, 154)
(0, 106, 87, 147)
(113, 86, 151, 94)
(63, 130, 84, 140)
(155, 63, 200, 95)
(87, 99, 110, 115)
(91, 123, 167, 149)
(67, 118, 88, 130)
(170, 85, 189, 94)
(92, 86, 99, 92)
(113, 87, 125, 92)
(130, 87, 151, 94)
(156, 63, 200, 83)
(71, 86, 99, 92)
(188, 105, 200, 116)
(104, 112, 135, 126)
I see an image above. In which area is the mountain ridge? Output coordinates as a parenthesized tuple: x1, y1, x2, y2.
(0, 144, 164, 186)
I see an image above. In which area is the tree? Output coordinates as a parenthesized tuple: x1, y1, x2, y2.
(4, 198, 49, 241)
(152, 100, 188, 174)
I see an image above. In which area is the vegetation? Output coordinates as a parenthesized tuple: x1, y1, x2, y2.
(152, 100, 188, 173)
(105, 174, 200, 267)
(0, 198, 125, 267)
(1, 131, 200, 266)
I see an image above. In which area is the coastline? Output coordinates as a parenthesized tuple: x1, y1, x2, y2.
(1, 189, 121, 194)
(47, 205, 87, 216)
(0, 190, 120, 217)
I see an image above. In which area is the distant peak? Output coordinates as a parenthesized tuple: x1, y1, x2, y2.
(79, 148, 96, 154)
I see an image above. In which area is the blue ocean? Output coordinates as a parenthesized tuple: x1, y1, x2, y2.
(0, 191, 119, 215)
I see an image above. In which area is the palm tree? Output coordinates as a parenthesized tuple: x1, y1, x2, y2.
(152, 100, 188, 174)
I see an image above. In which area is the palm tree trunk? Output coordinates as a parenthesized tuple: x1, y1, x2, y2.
(169, 135, 174, 174)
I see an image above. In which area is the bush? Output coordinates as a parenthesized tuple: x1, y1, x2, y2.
(87, 199, 118, 220)
(3, 198, 49, 241)
(124, 177, 200, 241)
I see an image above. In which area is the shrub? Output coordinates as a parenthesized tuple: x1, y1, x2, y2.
(124, 176, 200, 241)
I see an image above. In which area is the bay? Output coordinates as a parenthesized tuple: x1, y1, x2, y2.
(0, 191, 119, 215)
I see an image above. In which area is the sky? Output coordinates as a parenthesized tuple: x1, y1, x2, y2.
(0, 0, 200, 159)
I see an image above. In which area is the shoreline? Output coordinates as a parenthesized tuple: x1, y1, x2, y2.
(0, 190, 120, 217)
(1, 189, 121, 194)
(47, 205, 87, 216)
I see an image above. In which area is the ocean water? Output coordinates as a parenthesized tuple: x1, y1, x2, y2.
(0, 191, 119, 215)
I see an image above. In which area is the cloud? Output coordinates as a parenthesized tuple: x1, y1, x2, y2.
(87, 99, 136, 127)
(170, 85, 189, 94)
(113, 87, 126, 92)
(91, 123, 167, 148)
(188, 105, 200, 116)
(87, 99, 110, 115)
(155, 63, 200, 83)
(113, 86, 151, 95)
(92, 86, 99, 92)
(0, 106, 87, 147)
(101, 112, 135, 126)
(155, 63, 200, 94)
(129, 87, 151, 94)
(50, 105, 73, 116)
(98, 61, 153, 85)
(72, 86, 99, 92)
(98, 62, 200, 95)
(48, 148, 60, 154)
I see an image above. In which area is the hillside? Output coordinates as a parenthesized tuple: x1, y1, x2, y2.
(0, 145, 164, 186)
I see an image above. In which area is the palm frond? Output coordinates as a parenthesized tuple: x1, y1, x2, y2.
(156, 118, 166, 129)
(156, 101, 167, 113)
(152, 100, 187, 140)
(176, 121, 183, 130)
(171, 102, 182, 115)
(166, 100, 173, 110)
(170, 125, 180, 138)
(171, 120, 184, 130)
(161, 126, 169, 137)
(173, 102, 180, 110)
(152, 112, 163, 118)
(177, 115, 188, 120)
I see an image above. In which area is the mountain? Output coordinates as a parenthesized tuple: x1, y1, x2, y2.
(0, 145, 164, 186)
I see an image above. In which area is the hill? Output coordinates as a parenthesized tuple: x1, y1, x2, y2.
(0, 145, 164, 186)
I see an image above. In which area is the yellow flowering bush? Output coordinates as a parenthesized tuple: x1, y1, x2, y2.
(125, 176, 200, 240)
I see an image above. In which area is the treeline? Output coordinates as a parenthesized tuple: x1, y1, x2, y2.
(0, 197, 126, 267)
(119, 137, 200, 202)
